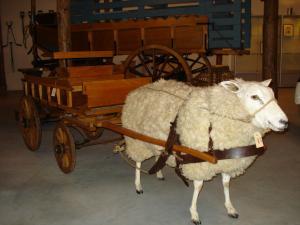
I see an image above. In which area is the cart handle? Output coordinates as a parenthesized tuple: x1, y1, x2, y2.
(101, 121, 218, 164)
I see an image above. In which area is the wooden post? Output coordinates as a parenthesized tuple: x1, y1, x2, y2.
(216, 54, 223, 65)
(262, 0, 279, 98)
(0, 14, 7, 92)
(31, 0, 39, 63)
(57, 0, 72, 67)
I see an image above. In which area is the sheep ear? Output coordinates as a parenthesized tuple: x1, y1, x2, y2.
(220, 80, 241, 93)
(261, 79, 272, 87)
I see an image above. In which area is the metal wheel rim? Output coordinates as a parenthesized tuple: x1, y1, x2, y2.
(53, 122, 76, 174)
(18, 96, 42, 151)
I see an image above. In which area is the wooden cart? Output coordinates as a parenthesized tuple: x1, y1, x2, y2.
(18, 0, 251, 172)
(18, 51, 217, 173)
(31, 0, 251, 85)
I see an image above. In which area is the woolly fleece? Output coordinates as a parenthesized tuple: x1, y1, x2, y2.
(122, 79, 269, 181)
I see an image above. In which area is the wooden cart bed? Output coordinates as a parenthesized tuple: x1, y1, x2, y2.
(22, 64, 151, 112)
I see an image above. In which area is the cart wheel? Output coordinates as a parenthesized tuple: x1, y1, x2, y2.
(18, 96, 42, 151)
(53, 122, 76, 174)
(124, 44, 192, 82)
(183, 53, 213, 86)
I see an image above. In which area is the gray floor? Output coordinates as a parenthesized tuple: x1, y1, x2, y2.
(0, 90, 299, 225)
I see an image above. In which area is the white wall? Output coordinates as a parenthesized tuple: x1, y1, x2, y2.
(0, 0, 55, 90)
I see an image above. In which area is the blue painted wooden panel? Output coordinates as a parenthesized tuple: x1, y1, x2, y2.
(70, 0, 251, 49)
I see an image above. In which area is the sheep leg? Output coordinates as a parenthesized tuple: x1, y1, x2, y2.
(135, 162, 143, 194)
(222, 173, 239, 218)
(190, 180, 203, 225)
(155, 156, 165, 180)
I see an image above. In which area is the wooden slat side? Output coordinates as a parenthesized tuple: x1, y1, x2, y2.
(83, 78, 151, 108)
(66, 74, 124, 86)
(71, 16, 208, 32)
(67, 65, 114, 78)
(52, 50, 114, 59)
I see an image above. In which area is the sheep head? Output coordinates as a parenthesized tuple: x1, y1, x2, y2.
(220, 79, 288, 132)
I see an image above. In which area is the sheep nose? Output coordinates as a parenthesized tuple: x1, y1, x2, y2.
(279, 119, 288, 128)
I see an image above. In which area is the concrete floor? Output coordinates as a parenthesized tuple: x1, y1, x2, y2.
(0, 89, 299, 225)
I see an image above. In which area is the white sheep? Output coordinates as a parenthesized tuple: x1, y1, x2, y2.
(121, 79, 288, 224)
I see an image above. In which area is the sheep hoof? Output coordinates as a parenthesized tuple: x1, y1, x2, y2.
(157, 177, 165, 181)
(136, 190, 143, 195)
(228, 213, 239, 219)
(192, 219, 201, 225)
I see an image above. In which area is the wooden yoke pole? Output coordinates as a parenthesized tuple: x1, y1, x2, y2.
(57, 0, 72, 68)
(101, 121, 218, 164)
(262, 0, 279, 98)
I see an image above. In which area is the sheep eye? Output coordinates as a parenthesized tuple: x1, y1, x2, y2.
(251, 95, 260, 101)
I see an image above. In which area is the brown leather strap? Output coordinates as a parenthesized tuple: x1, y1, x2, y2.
(148, 116, 267, 187)
(148, 116, 180, 175)
(178, 145, 266, 164)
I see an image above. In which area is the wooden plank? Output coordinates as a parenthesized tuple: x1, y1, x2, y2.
(72, 31, 90, 51)
(38, 84, 43, 99)
(66, 74, 124, 86)
(92, 30, 115, 51)
(56, 88, 61, 105)
(24, 81, 28, 95)
(211, 49, 250, 55)
(67, 65, 114, 78)
(24, 75, 73, 91)
(31, 83, 35, 98)
(47, 87, 51, 102)
(67, 91, 73, 108)
(71, 16, 208, 32)
(52, 50, 114, 59)
(174, 25, 206, 51)
(83, 77, 151, 108)
(144, 27, 172, 48)
(84, 105, 123, 116)
(117, 28, 142, 54)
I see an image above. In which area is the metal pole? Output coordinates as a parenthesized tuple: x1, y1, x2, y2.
(57, 0, 72, 68)
(262, 0, 279, 98)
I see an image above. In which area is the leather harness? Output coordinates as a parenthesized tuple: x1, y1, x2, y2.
(145, 86, 271, 186)
(148, 117, 266, 186)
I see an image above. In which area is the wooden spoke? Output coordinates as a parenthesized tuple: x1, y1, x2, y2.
(18, 96, 42, 151)
(183, 53, 213, 86)
(124, 44, 192, 82)
(53, 122, 76, 174)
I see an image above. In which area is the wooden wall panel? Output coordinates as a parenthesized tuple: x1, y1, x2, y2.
(92, 30, 115, 51)
(174, 25, 205, 52)
(144, 27, 172, 48)
(71, 32, 90, 51)
(117, 29, 141, 54)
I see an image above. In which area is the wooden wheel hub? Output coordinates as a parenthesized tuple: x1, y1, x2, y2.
(53, 122, 76, 174)
(54, 144, 65, 155)
(18, 96, 42, 151)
